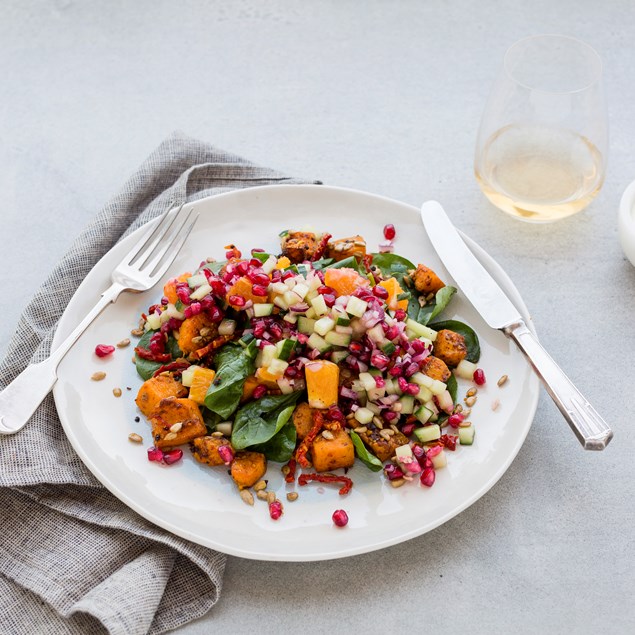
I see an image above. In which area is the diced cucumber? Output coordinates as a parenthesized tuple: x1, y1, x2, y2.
(459, 425, 475, 445)
(366, 402, 381, 415)
(358, 372, 376, 391)
(436, 389, 454, 413)
(284, 290, 302, 307)
(276, 339, 297, 361)
(159, 310, 171, 324)
(145, 313, 161, 330)
(190, 283, 212, 300)
(314, 316, 335, 336)
(384, 378, 398, 395)
(297, 317, 316, 334)
(218, 319, 237, 336)
(216, 421, 233, 436)
(293, 283, 309, 300)
(430, 379, 447, 396)
(411, 372, 434, 389)
(414, 423, 441, 443)
(346, 296, 368, 317)
(367, 324, 385, 343)
(239, 332, 255, 347)
(331, 350, 349, 364)
(283, 312, 298, 324)
(269, 281, 288, 295)
(395, 444, 413, 460)
(187, 273, 207, 288)
(268, 357, 289, 377)
(260, 344, 277, 368)
(325, 331, 352, 347)
(253, 303, 274, 317)
(399, 395, 415, 415)
(273, 296, 288, 310)
(165, 303, 185, 320)
(277, 376, 295, 394)
(334, 324, 354, 335)
(305, 307, 317, 319)
(414, 405, 434, 425)
(354, 407, 374, 425)
(381, 341, 396, 356)
(430, 449, 447, 469)
(335, 315, 351, 326)
(261, 255, 278, 274)
(417, 385, 433, 403)
(455, 359, 478, 380)
(311, 294, 328, 316)
(366, 386, 386, 401)
(406, 319, 438, 341)
(307, 332, 332, 353)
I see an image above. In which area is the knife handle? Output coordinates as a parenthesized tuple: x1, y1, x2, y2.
(504, 321, 613, 450)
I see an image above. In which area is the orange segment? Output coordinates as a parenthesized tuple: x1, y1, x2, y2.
(378, 277, 408, 311)
(275, 256, 291, 269)
(304, 360, 339, 409)
(255, 367, 282, 386)
(163, 272, 192, 305)
(324, 268, 369, 297)
(189, 367, 216, 405)
(225, 276, 269, 308)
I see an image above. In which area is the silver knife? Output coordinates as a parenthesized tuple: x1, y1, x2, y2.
(420, 200, 613, 451)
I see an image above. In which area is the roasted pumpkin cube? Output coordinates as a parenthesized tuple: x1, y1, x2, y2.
(190, 435, 232, 467)
(305, 360, 339, 409)
(421, 355, 451, 382)
(281, 231, 319, 263)
(351, 425, 409, 463)
(230, 451, 267, 488)
(411, 264, 445, 294)
(433, 329, 467, 367)
(135, 375, 187, 418)
(311, 427, 355, 472)
(177, 313, 219, 356)
(292, 402, 316, 441)
(149, 397, 207, 449)
(327, 235, 367, 262)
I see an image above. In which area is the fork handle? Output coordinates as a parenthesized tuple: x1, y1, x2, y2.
(504, 320, 613, 451)
(0, 283, 125, 435)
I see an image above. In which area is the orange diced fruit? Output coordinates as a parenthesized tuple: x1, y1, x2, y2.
(255, 367, 282, 386)
(163, 272, 192, 305)
(323, 267, 369, 297)
(378, 277, 408, 311)
(188, 367, 216, 405)
(225, 275, 268, 308)
(305, 360, 339, 409)
(275, 256, 291, 269)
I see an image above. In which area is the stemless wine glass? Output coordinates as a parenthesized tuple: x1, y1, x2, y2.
(475, 35, 608, 223)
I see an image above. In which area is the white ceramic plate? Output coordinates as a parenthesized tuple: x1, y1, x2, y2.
(53, 185, 539, 561)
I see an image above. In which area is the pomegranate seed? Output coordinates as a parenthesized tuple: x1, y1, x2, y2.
(269, 500, 284, 520)
(389, 364, 403, 377)
(269, 323, 283, 339)
(374, 375, 385, 388)
(384, 464, 405, 481)
(384, 410, 398, 422)
(327, 405, 345, 422)
(448, 413, 465, 428)
(270, 270, 282, 282)
(285, 366, 298, 378)
(322, 294, 336, 307)
(249, 258, 262, 267)
(163, 448, 183, 465)
(411, 339, 427, 353)
(349, 342, 363, 355)
(176, 286, 191, 304)
(404, 361, 419, 377)
(95, 344, 115, 358)
(352, 287, 372, 299)
(394, 309, 407, 321)
(412, 444, 426, 465)
(426, 445, 443, 458)
(473, 368, 487, 385)
(236, 261, 249, 276)
(332, 509, 349, 527)
(229, 295, 246, 307)
(397, 377, 409, 392)
(248, 271, 270, 286)
(383, 224, 396, 240)
(251, 248, 265, 254)
(161, 296, 169, 305)
(281, 271, 295, 281)
(372, 285, 389, 299)
(385, 325, 400, 340)
(370, 351, 390, 370)
(317, 285, 336, 296)
(252, 284, 268, 297)
(147, 446, 163, 462)
(406, 382, 420, 396)
(401, 422, 416, 437)
(420, 467, 436, 487)
(207, 305, 223, 322)
(252, 385, 268, 400)
(253, 321, 266, 338)
(183, 302, 202, 318)
(218, 445, 234, 465)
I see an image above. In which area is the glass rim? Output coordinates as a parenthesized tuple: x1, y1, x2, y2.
(504, 34, 603, 95)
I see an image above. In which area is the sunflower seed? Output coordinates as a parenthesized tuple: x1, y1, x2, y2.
(91, 371, 106, 381)
(169, 422, 183, 433)
(266, 491, 276, 504)
(256, 490, 269, 501)
(465, 396, 477, 407)
(390, 478, 406, 488)
(240, 490, 254, 506)
(321, 430, 334, 440)
(128, 433, 143, 443)
(130, 327, 144, 337)
(491, 399, 501, 411)
(254, 480, 267, 491)
(211, 431, 224, 437)
(497, 374, 509, 387)
(286, 492, 299, 502)
(116, 338, 131, 348)
(466, 388, 477, 397)
(112, 387, 122, 398)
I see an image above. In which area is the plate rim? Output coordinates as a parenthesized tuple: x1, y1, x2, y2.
(52, 183, 540, 561)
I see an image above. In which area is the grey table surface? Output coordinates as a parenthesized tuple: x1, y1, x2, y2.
(1, 1, 634, 633)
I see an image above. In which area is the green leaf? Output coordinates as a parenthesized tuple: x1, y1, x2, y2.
(166, 334, 182, 359)
(325, 255, 364, 273)
(250, 252, 272, 264)
(204, 341, 257, 418)
(252, 420, 297, 462)
(350, 430, 384, 472)
(203, 260, 227, 275)
(231, 393, 301, 450)
(134, 331, 162, 380)
(370, 253, 416, 282)
(428, 319, 481, 363)
(407, 286, 457, 325)
(446, 373, 458, 403)
(309, 257, 335, 270)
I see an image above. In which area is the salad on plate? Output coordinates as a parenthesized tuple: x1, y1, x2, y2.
(128, 225, 485, 525)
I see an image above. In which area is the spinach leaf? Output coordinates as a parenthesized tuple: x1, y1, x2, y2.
(134, 331, 162, 380)
(252, 420, 297, 462)
(250, 252, 272, 264)
(204, 340, 257, 418)
(324, 255, 363, 273)
(166, 334, 182, 359)
(202, 408, 223, 432)
(231, 393, 301, 450)
(428, 319, 481, 363)
(370, 253, 416, 283)
(409, 286, 458, 325)
(203, 260, 227, 275)
(446, 373, 458, 403)
(310, 257, 335, 270)
(350, 430, 384, 472)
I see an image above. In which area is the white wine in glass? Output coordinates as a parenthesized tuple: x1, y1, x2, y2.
(475, 35, 608, 223)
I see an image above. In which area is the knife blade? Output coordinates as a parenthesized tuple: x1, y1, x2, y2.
(420, 200, 613, 451)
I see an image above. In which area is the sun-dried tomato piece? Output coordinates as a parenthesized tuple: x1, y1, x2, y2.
(298, 472, 353, 495)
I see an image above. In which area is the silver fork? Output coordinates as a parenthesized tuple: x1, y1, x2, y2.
(0, 202, 199, 435)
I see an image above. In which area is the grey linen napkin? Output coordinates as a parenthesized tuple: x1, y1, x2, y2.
(0, 132, 319, 635)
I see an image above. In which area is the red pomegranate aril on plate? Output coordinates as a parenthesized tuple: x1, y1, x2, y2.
(383, 224, 396, 240)
(372, 285, 389, 299)
(251, 284, 268, 297)
(420, 467, 436, 487)
(249, 271, 271, 286)
(163, 448, 183, 465)
(95, 344, 115, 358)
(448, 413, 465, 428)
(384, 464, 405, 481)
(269, 500, 283, 520)
(147, 447, 163, 462)
(317, 285, 335, 296)
(332, 509, 349, 527)
(473, 368, 487, 385)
